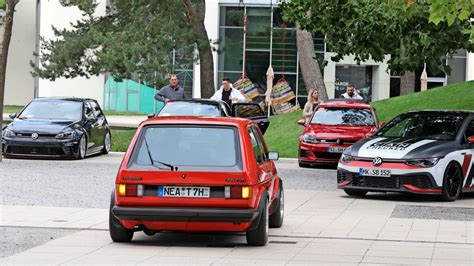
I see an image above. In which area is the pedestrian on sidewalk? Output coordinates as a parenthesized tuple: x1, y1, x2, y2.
(210, 77, 247, 107)
(154, 74, 186, 103)
(303, 88, 320, 122)
(341, 84, 363, 100)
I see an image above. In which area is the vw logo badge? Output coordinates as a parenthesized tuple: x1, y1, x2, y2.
(373, 157, 383, 167)
(181, 174, 187, 179)
(336, 139, 343, 145)
(31, 133, 39, 140)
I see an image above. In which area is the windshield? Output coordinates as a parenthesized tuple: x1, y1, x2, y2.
(158, 102, 221, 117)
(375, 113, 466, 140)
(128, 126, 242, 171)
(18, 101, 83, 121)
(311, 107, 375, 126)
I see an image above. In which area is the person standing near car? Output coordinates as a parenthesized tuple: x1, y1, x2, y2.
(210, 77, 247, 107)
(154, 74, 186, 103)
(341, 84, 363, 100)
(303, 88, 320, 122)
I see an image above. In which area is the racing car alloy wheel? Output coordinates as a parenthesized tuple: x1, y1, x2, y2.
(343, 189, 368, 197)
(109, 193, 134, 242)
(246, 199, 269, 246)
(76, 135, 87, 159)
(441, 162, 463, 201)
(269, 185, 284, 228)
(102, 131, 111, 154)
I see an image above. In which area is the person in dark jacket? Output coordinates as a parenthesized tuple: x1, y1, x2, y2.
(154, 74, 186, 103)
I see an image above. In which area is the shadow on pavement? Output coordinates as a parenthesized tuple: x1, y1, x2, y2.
(339, 191, 474, 203)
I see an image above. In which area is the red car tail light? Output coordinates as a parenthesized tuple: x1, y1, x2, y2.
(117, 184, 141, 197)
(225, 186, 251, 199)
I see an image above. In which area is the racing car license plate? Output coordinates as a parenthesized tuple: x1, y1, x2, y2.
(328, 146, 346, 153)
(359, 168, 391, 177)
(158, 186, 210, 198)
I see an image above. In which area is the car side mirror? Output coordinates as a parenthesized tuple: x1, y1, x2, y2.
(297, 119, 306, 126)
(468, 136, 474, 144)
(268, 152, 279, 161)
(147, 113, 155, 119)
(9, 113, 17, 119)
(379, 121, 386, 127)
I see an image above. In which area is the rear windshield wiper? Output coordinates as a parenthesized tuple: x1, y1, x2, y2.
(143, 137, 178, 171)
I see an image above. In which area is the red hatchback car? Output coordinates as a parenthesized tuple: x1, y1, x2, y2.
(298, 100, 379, 167)
(109, 117, 284, 246)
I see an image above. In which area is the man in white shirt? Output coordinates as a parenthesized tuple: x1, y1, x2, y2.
(210, 77, 247, 107)
(341, 84, 363, 100)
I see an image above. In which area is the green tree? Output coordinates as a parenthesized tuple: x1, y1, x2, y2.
(426, 0, 474, 40)
(282, 0, 474, 77)
(33, 0, 215, 97)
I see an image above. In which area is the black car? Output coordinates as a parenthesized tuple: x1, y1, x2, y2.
(2, 97, 111, 159)
(155, 99, 270, 134)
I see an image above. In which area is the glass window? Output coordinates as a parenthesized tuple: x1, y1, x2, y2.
(375, 113, 467, 140)
(220, 6, 244, 27)
(335, 66, 373, 102)
(447, 57, 466, 84)
(89, 101, 103, 117)
(18, 101, 83, 121)
(219, 27, 244, 72)
(246, 7, 271, 50)
(311, 108, 376, 126)
(251, 126, 268, 159)
(128, 126, 242, 171)
(248, 126, 265, 164)
(390, 77, 400, 97)
(272, 8, 294, 28)
(158, 102, 221, 117)
(272, 28, 297, 73)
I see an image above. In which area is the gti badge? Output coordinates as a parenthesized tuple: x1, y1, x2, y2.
(31, 133, 39, 140)
(373, 157, 383, 167)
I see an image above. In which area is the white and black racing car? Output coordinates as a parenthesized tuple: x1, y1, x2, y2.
(337, 110, 474, 201)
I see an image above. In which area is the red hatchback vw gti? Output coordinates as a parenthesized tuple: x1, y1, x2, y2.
(298, 100, 379, 167)
(109, 117, 284, 246)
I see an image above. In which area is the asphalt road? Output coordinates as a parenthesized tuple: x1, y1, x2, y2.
(0, 153, 337, 209)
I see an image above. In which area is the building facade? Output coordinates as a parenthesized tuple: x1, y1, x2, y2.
(3, 0, 474, 112)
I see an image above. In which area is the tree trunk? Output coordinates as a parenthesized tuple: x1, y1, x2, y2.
(296, 24, 328, 102)
(400, 71, 415, 95)
(0, 0, 19, 162)
(182, 0, 215, 98)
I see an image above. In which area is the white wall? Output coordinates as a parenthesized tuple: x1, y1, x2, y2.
(4, 1, 36, 106)
(38, 1, 106, 104)
(468, 52, 474, 81)
(324, 53, 391, 101)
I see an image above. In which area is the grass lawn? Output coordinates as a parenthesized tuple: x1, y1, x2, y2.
(111, 129, 137, 152)
(4, 105, 23, 114)
(372, 81, 474, 122)
(265, 111, 304, 158)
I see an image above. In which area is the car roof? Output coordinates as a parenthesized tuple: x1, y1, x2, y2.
(169, 98, 225, 106)
(403, 110, 474, 116)
(32, 97, 95, 102)
(318, 99, 372, 109)
(141, 116, 251, 127)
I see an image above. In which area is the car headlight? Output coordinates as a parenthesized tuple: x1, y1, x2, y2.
(405, 158, 440, 168)
(2, 128, 16, 138)
(301, 134, 319, 144)
(55, 131, 77, 139)
(340, 153, 354, 163)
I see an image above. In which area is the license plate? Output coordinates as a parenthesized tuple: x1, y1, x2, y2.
(158, 186, 210, 198)
(328, 146, 346, 153)
(359, 168, 391, 177)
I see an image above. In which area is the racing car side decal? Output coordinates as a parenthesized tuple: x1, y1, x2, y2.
(357, 138, 436, 159)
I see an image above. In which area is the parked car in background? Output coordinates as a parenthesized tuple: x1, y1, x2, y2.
(156, 99, 270, 134)
(109, 116, 284, 246)
(2, 97, 111, 159)
(338, 110, 474, 201)
(297, 99, 379, 167)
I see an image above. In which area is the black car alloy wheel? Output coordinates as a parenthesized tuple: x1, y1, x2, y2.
(441, 162, 463, 201)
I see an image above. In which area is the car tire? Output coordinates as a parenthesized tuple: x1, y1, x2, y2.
(109, 193, 134, 242)
(75, 135, 87, 160)
(441, 162, 463, 202)
(269, 184, 284, 228)
(344, 189, 368, 197)
(246, 199, 269, 246)
(102, 131, 111, 155)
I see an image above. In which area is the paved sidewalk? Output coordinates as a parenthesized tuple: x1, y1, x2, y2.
(1, 190, 473, 265)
